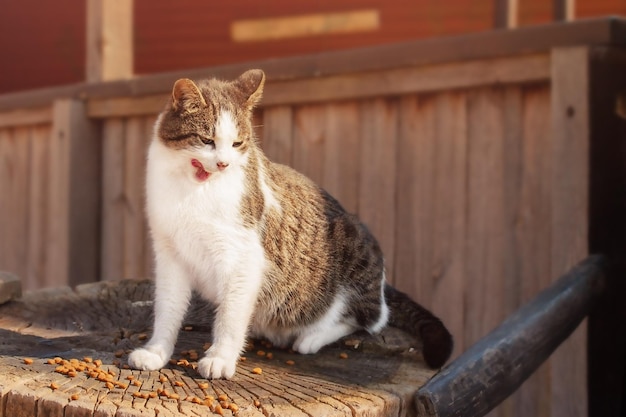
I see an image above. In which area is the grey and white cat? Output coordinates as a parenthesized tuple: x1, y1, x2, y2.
(128, 69, 453, 379)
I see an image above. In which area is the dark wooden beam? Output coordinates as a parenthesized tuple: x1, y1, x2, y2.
(414, 255, 607, 417)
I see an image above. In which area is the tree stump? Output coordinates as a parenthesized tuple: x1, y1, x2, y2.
(0, 279, 436, 417)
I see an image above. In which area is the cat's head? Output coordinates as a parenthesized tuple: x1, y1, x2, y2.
(157, 69, 265, 181)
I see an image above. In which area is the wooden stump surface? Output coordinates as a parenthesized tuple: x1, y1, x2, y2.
(0, 280, 436, 417)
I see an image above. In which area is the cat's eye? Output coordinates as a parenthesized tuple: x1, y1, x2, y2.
(201, 138, 215, 147)
(232, 141, 243, 148)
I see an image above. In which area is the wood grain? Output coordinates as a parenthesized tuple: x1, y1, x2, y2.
(323, 102, 360, 214)
(549, 46, 590, 417)
(101, 118, 126, 281)
(358, 99, 398, 284)
(0, 280, 436, 417)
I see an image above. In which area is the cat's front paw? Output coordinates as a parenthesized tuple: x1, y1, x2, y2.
(128, 347, 169, 371)
(197, 352, 237, 379)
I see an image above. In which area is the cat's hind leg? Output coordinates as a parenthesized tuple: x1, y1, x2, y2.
(292, 292, 358, 354)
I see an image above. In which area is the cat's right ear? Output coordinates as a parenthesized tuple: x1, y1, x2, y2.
(172, 78, 207, 114)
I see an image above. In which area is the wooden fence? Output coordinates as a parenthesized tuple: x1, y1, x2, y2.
(1, 17, 625, 417)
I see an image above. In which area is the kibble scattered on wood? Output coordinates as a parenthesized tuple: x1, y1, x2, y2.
(285, 360, 295, 366)
(198, 382, 209, 389)
(23, 358, 33, 365)
(50, 382, 59, 390)
(252, 367, 262, 375)
(253, 399, 261, 407)
(70, 394, 79, 401)
(339, 352, 349, 359)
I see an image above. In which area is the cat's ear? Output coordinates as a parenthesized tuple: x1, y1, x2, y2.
(172, 78, 207, 113)
(234, 69, 265, 108)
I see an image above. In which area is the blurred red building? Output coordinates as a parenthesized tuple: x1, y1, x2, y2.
(0, 0, 624, 94)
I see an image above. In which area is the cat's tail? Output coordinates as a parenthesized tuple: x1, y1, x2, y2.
(384, 283, 453, 369)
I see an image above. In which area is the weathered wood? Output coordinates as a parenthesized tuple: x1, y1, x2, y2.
(86, 0, 133, 82)
(0, 272, 21, 305)
(0, 106, 52, 129)
(100, 118, 125, 281)
(48, 99, 101, 288)
(358, 99, 397, 284)
(0, 280, 436, 417)
(549, 47, 590, 417)
(494, 0, 518, 28)
(414, 255, 607, 417)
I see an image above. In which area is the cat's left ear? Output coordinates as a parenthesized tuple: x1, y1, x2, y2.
(234, 69, 265, 108)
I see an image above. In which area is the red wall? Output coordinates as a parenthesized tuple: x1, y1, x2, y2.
(0, 1, 624, 94)
(0, 0, 85, 94)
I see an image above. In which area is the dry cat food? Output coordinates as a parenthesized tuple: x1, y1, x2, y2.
(32, 355, 247, 414)
(252, 367, 263, 375)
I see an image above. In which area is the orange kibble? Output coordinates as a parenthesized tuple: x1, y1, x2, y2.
(23, 358, 34, 365)
(126, 375, 134, 380)
(132, 392, 142, 398)
(149, 392, 158, 398)
(285, 360, 295, 366)
(204, 398, 214, 407)
(191, 397, 202, 404)
(229, 403, 239, 413)
(67, 371, 77, 378)
(70, 394, 79, 401)
(50, 382, 59, 390)
(159, 376, 168, 383)
(46, 359, 56, 365)
(83, 357, 93, 363)
(339, 352, 349, 359)
(252, 367, 262, 375)
(256, 350, 266, 357)
(198, 382, 209, 389)
(169, 393, 180, 400)
(94, 359, 102, 367)
(217, 394, 228, 402)
(239, 356, 247, 362)
(174, 381, 184, 387)
(266, 352, 273, 360)
(253, 399, 261, 407)
(133, 380, 141, 387)
(106, 382, 114, 390)
(54, 357, 63, 364)
(205, 395, 215, 402)
(214, 404, 224, 416)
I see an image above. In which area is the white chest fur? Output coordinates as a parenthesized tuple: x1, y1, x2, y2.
(146, 139, 265, 301)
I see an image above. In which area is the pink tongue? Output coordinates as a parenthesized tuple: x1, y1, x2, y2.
(191, 159, 210, 181)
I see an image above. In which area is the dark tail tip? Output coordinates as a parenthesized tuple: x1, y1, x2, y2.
(420, 320, 454, 369)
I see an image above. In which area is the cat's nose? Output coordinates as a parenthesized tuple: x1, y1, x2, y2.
(217, 161, 229, 171)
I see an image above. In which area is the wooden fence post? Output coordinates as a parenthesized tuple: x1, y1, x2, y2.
(48, 99, 101, 287)
(549, 46, 590, 417)
(86, 0, 133, 82)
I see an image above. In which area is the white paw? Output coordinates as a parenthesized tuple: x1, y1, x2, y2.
(293, 334, 324, 354)
(128, 347, 168, 371)
(197, 353, 237, 379)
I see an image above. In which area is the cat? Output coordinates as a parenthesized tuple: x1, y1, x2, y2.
(128, 69, 453, 379)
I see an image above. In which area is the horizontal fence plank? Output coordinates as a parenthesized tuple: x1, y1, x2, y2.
(87, 54, 551, 118)
(0, 106, 52, 128)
